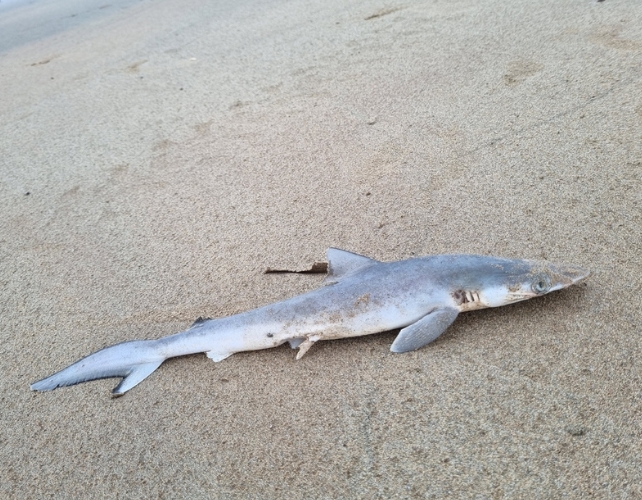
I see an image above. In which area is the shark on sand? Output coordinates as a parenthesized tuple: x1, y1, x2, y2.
(31, 248, 589, 396)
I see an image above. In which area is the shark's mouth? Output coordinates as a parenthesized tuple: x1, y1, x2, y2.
(505, 292, 536, 303)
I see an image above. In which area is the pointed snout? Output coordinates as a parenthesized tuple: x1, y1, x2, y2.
(550, 263, 590, 289)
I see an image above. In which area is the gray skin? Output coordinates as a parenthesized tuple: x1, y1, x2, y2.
(31, 249, 589, 396)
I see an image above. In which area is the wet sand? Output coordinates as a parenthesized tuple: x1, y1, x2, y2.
(1, 0, 641, 497)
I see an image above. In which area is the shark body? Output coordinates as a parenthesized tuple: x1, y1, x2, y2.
(31, 248, 589, 396)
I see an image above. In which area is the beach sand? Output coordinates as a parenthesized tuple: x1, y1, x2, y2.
(1, 0, 641, 497)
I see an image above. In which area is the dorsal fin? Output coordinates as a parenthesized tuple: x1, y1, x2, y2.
(191, 317, 212, 327)
(324, 248, 378, 285)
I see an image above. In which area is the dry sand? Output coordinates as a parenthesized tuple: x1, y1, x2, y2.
(1, 0, 641, 497)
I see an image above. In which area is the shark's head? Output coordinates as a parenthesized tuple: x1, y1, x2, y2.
(479, 259, 590, 308)
(445, 256, 590, 311)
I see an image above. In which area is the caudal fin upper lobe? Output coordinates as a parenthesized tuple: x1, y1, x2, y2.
(31, 340, 165, 396)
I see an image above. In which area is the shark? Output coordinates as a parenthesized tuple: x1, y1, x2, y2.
(30, 248, 589, 396)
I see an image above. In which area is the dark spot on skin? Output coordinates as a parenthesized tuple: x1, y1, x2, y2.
(267, 333, 274, 338)
(452, 290, 467, 305)
(354, 293, 370, 308)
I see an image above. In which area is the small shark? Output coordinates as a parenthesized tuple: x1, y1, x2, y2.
(31, 249, 589, 396)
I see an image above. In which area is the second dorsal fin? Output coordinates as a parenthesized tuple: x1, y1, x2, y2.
(190, 317, 212, 327)
(324, 248, 378, 285)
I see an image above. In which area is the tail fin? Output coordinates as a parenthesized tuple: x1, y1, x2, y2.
(30, 340, 165, 396)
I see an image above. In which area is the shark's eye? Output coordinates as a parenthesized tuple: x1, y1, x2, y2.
(531, 274, 551, 294)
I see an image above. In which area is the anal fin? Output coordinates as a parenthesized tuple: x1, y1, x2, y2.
(295, 337, 318, 360)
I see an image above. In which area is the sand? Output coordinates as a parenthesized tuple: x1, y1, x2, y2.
(1, 0, 641, 497)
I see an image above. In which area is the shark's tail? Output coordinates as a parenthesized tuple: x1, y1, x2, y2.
(30, 339, 165, 396)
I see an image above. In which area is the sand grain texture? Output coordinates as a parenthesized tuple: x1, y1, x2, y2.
(1, 0, 641, 497)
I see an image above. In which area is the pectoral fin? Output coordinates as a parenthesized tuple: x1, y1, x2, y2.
(390, 307, 459, 353)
